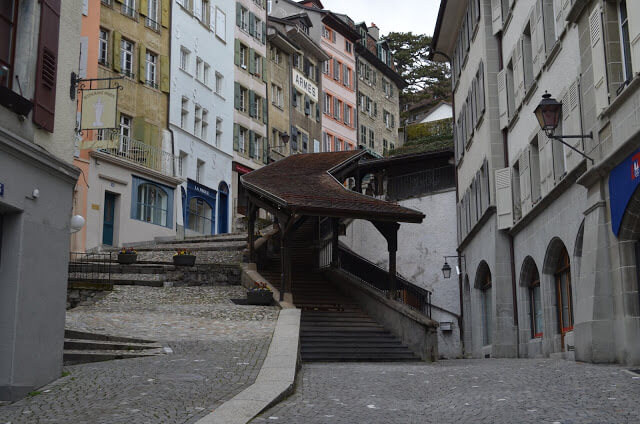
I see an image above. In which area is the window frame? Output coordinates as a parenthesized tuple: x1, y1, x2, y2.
(120, 38, 134, 78)
(98, 28, 109, 67)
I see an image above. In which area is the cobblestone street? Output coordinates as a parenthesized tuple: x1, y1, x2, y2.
(0, 286, 278, 424)
(254, 359, 640, 424)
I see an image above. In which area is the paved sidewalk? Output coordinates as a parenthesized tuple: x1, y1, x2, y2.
(253, 359, 640, 424)
(0, 286, 278, 424)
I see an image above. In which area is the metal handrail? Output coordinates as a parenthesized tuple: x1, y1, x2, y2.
(97, 134, 177, 176)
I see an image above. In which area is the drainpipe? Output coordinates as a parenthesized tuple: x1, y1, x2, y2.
(432, 49, 464, 356)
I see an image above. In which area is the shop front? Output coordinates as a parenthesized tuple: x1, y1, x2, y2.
(184, 179, 217, 236)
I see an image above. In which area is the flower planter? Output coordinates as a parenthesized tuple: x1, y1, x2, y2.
(117, 253, 137, 264)
(247, 290, 273, 306)
(173, 254, 196, 267)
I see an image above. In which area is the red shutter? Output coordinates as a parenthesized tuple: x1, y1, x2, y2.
(33, 0, 61, 132)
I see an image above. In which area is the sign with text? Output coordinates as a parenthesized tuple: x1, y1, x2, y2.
(293, 69, 318, 102)
(609, 147, 640, 236)
(80, 88, 118, 130)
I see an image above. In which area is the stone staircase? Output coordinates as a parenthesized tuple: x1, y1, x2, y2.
(259, 220, 420, 362)
(63, 329, 165, 365)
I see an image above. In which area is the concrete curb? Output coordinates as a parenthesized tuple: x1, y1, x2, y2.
(195, 308, 301, 424)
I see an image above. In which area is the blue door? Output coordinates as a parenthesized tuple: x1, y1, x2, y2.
(102, 192, 116, 245)
(218, 182, 229, 234)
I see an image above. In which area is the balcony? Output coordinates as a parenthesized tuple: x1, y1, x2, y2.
(93, 134, 177, 177)
(120, 4, 138, 21)
(145, 17, 161, 33)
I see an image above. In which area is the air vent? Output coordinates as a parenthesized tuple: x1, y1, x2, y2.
(42, 48, 57, 88)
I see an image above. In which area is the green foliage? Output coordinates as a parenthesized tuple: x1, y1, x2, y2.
(385, 32, 451, 101)
(406, 118, 453, 140)
(28, 391, 42, 397)
(61, 371, 71, 377)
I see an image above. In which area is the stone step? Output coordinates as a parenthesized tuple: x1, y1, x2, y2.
(64, 329, 156, 344)
(136, 240, 247, 252)
(64, 339, 163, 351)
(63, 349, 165, 365)
(301, 352, 419, 362)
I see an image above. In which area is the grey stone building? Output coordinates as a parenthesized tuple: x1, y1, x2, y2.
(353, 23, 406, 156)
(0, 0, 82, 399)
(266, 14, 329, 161)
(432, 0, 640, 365)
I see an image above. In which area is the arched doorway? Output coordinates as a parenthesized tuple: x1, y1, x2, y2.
(543, 238, 573, 351)
(474, 261, 492, 347)
(187, 197, 213, 235)
(218, 182, 229, 234)
(520, 256, 542, 340)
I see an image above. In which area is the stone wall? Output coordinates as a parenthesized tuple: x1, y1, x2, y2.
(67, 282, 113, 310)
(165, 264, 242, 287)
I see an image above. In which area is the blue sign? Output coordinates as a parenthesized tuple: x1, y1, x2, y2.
(0, 183, 3, 197)
(609, 148, 640, 236)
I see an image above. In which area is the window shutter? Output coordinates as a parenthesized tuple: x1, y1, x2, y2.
(233, 124, 239, 151)
(194, 0, 202, 20)
(495, 168, 513, 230)
(514, 39, 525, 107)
(304, 95, 310, 115)
(263, 98, 268, 124)
(589, 5, 608, 116)
(332, 30, 336, 43)
(139, 45, 146, 83)
(538, 129, 554, 196)
(291, 126, 298, 151)
(249, 130, 256, 157)
(491, 0, 502, 35)
(316, 104, 320, 122)
(33, 0, 61, 133)
(262, 22, 267, 44)
(234, 39, 240, 66)
(159, 55, 169, 92)
(249, 12, 255, 36)
(628, 1, 640, 74)
(497, 70, 508, 129)
(263, 137, 269, 164)
(249, 48, 256, 74)
(453, 125, 459, 163)
(249, 90, 256, 117)
(139, 0, 148, 16)
(519, 147, 532, 215)
(563, 81, 583, 171)
(553, 0, 565, 37)
(542, 0, 556, 52)
(292, 89, 297, 107)
(161, 0, 170, 28)
(262, 57, 267, 82)
(478, 61, 486, 115)
(471, 80, 477, 129)
(112, 31, 121, 72)
(532, 0, 546, 76)
(210, 5, 215, 31)
(236, 3, 241, 27)
(234, 82, 240, 109)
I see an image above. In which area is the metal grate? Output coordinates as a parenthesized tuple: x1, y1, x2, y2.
(69, 252, 112, 283)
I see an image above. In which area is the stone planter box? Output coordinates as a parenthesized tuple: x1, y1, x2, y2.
(247, 290, 272, 305)
(117, 253, 137, 264)
(173, 254, 196, 267)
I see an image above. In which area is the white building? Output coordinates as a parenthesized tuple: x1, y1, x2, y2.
(171, 0, 235, 236)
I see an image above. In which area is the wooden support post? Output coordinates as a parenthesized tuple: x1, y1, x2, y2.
(371, 220, 400, 300)
(331, 217, 340, 267)
(247, 202, 257, 263)
(354, 171, 362, 193)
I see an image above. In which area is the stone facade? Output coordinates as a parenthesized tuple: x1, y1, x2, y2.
(433, 0, 640, 364)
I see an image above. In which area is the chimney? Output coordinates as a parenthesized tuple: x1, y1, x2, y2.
(368, 23, 380, 41)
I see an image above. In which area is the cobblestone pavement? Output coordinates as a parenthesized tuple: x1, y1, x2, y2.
(0, 286, 278, 424)
(253, 359, 640, 424)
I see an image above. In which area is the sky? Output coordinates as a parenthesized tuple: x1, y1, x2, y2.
(319, 0, 441, 36)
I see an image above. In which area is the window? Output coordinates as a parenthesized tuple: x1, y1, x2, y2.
(194, 104, 202, 136)
(182, 0, 193, 11)
(293, 53, 301, 70)
(333, 60, 340, 80)
(215, 118, 222, 146)
(323, 92, 331, 114)
(255, 17, 263, 41)
(120, 39, 134, 77)
(334, 98, 341, 120)
(323, 59, 330, 75)
(201, 0, 210, 26)
(530, 137, 541, 203)
(334, 138, 341, 151)
(619, 0, 633, 84)
(181, 97, 189, 129)
(180, 47, 189, 72)
(145, 51, 157, 87)
(323, 132, 331, 152)
(344, 104, 351, 126)
(240, 6, 248, 31)
(383, 139, 388, 154)
(481, 272, 492, 346)
(238, 127, 247, 153)
(203, 63, 210, 86)
(136, 183, 168, 227)
(196, 159, 205, 183)
(120, 114, 132, 143)
(188, 197, 212, 235)
(122, 0, 137, 19)
(178, 151, 187, 177)
(343, 65, 350, 88)
(360, 125, 367, 146)
(253, 52, 262, 76)
(345, 40, 352, 54)
(270, 47, 281, 64)
(522, 24, 533, 93)
(253, 93, 262, 120)
(145, 0, 160, 31)
(506, 59, 515, 119)
(322, 26, 330, 39)
(98, 29, 109, 66)
(239, 87, 247, 112)
(272, 84, 283, 107)
(239, 44, 248, 69)
(196, 57, 203, 80)
(368, 129, 374, 148)
(201, 109, 208, 140)
(555, 248, 573, 338)
(215, 72, 223, 95)
(530, 280, 543, 338)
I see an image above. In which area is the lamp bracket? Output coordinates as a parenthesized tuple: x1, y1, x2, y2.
(549, 131, 595, 164)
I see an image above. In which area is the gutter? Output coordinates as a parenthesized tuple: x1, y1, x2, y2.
(429, 0, 449, 60)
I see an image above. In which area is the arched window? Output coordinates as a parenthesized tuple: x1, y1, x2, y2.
(481, 272, 492, 346)
(137, 183, 168, 226)
(555, 248, 573, 335)
(188, 197, 213, 235)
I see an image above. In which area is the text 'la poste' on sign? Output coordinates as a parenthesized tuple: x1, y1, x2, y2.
(609, 147, 640, 236)
(293, 69, 318, 102)
(80, 88, 118, 131)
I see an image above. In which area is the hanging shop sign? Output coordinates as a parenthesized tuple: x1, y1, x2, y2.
(80, 88, 119, 131)
(609, 147, 640, 236)
(293, 69, 318, 102)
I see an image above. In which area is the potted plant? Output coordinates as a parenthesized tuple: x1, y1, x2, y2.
(247, 282, 273, 305)
(173, 249, 196, 266)
(117, 247, 138, 264)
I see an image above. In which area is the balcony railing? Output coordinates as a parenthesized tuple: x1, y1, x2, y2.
(97, 134, 177, 176)
(145, 17, 161, 33)
(121, 4, 138, 20)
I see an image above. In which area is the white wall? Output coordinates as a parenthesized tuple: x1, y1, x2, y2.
(340, 189, 462, 358)
(420, 104, 453, 123)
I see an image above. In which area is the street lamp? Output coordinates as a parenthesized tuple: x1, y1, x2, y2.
(533, 92, 594, 164)
(267, 132, 290, 163)
(441, 255, 465, 279)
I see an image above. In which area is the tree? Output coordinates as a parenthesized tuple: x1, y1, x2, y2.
(385, 32, 451, 105)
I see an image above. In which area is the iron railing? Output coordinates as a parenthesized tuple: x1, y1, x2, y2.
(121, 3, 138, 20)
(68, 252, 112, 283)
(98, 134, 177, 176)
(337, 245, 432, 318)
(319, 238, 333, 269)
(145, 17, 161, 32)
(386, 165, 455, 201)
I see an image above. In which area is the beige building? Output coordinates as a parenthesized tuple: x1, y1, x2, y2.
(433, 0, 640, 365)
